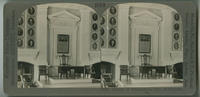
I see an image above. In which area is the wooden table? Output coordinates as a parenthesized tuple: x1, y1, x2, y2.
(139, 65, 167, 79)
(50, 65, 85, 79)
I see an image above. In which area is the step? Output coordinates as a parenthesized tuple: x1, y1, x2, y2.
(129, 78, 175, 84)
(43, 83, 101, 88)
(49, 78, 92, 85)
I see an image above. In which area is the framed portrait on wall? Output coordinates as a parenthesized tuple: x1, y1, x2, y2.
(57, 34, 69, 54)
(139, 34, 151, 53)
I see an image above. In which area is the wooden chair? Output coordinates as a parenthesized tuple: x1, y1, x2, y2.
(74, 66, 85, 79)
(140, 54, 151, 66)
(140, 54, 152, 78)
(84, 65, 91, 78)
(58, 54, 69, 79)
(101, 73, 116, 88)
(139, 66, 149, 79)
(155, 67, 165, 79)
(166, 65, 173, 78)
(38, 65, 49, 81)
(59, 54, 69, 65)
(120, 65, 129, 81)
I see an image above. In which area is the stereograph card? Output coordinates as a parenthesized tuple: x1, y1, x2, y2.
(3, 0, 197, 96)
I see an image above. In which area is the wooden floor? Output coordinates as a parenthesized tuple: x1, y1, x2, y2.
(38, 76, 183, 88)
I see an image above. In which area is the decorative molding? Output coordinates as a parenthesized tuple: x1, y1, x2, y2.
(17, 49, 48, 65)
(48, 10, 80, 22)
(88, 49, 120, 65)
(88, 51, 101, 64)
(130, 10, 162, 21)
(101, 49, 120, 64)
(18, 49, 40, 57)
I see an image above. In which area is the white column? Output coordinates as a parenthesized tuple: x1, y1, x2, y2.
(114, 4, 130, 81)
(117, 4, 130, 65)
(78, 9, 91, 66)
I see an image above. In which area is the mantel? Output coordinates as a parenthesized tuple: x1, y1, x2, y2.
(88, 49, 121, 64)
(101, 49, 120, 64)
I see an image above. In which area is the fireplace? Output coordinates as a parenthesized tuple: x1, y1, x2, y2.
(17, 61, 34, 88)
(91, 62, 115, 81)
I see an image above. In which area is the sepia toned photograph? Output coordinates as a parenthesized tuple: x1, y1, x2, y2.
(17, 3, 183, 88)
